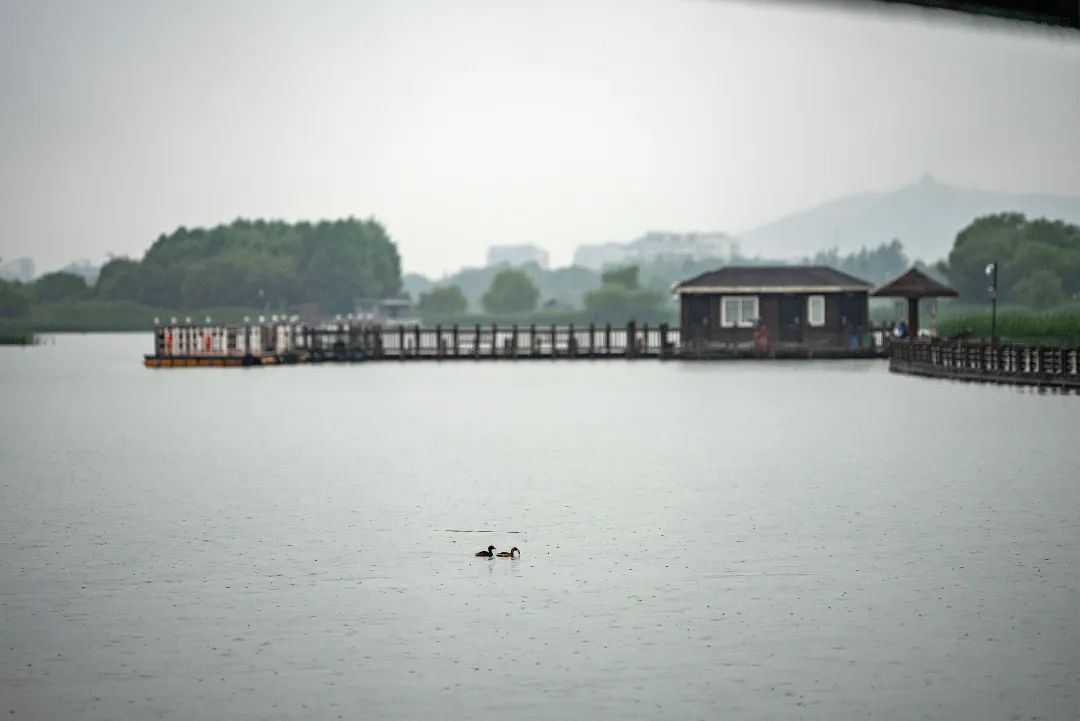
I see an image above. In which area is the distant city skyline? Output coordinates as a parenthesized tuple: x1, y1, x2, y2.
(2, 0, 1078, 277)
(573, 230, 737, 271)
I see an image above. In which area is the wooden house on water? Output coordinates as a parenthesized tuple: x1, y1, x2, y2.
(674, 266, 875, 355)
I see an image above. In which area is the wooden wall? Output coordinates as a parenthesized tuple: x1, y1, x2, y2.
(680, 291, 869, 350)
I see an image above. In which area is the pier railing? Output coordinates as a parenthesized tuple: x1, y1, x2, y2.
(146, 320, 892, 366)
(308, 322, 679, 360)
(146, 321, 680, 365)
(888, 338, 1080, 389)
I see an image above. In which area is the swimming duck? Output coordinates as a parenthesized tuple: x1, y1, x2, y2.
(496, 547, 520, 558)
(475, 545, 496, 557)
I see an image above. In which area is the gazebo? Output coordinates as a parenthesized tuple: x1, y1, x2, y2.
(873, 267, 958, 336)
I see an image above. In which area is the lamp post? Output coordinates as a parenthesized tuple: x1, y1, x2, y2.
(985, 261, 998, 345)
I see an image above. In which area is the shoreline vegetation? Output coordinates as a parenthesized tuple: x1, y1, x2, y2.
(936, 311, 1080, 345)
(0, 330, 36, 345)
(2, 213, 1078, 342)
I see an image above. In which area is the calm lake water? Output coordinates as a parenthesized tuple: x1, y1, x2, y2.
(2, 334, 1078, 720)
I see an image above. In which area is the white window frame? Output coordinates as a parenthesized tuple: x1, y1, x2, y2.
(807, 294, 826, 327)
(721, 295, 759, 328)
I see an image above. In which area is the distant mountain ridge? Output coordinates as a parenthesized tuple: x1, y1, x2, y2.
(737, 176, 1080, 263)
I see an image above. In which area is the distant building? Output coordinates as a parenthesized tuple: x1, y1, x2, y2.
(573, 231, 737, 270)
(674, 265, 871, 352)
(0, 257, 35, 282)
(486, 244, 550, 268)
(571, 243, 627, 270)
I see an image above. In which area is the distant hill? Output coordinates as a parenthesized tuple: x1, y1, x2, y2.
(738, 176, 1080, 263)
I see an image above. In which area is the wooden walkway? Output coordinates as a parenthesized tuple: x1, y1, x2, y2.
(145, 322, 680, 366)
(143, 320, 888, 367)
(888, 338, 1080, 390)
(309, 323, 677, 361)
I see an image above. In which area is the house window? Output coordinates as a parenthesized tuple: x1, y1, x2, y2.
(807, 295, 825, 327)
(721, 296, 758, 328)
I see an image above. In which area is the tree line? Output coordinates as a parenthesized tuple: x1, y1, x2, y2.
(0, 218, 402, 321)
(410, 239, 916, 323)
(3, 212, 1077, 329)
(412, 216, 1080, 323)
(935, 213, 1080, 310)
(415, 264, 667, 322)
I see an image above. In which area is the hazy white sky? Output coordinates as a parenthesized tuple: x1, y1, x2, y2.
(1, 0, 1078, 276)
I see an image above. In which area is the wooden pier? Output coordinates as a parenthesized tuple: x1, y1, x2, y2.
(142, 318, 901, 367)
(144, 321, 683, 367)
(310, 322, 681, 361)
(888, 338, 1080, 390)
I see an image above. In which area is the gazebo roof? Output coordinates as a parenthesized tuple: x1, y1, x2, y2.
(872, 268, 958, 298)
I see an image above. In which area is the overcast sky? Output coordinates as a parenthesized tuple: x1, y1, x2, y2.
(1, 0, 1078, 276)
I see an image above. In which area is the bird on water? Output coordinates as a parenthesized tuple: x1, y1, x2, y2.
(475, 545, 496, 557)
(496, 547, 520, 558)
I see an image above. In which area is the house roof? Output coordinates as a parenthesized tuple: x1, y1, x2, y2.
(872, 267, 958, 298)
(675, 265, 874, 294)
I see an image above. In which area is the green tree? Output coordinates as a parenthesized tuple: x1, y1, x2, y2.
(180, 254, 293, 309)
(583, 284, 663, 320)
(942, 213, 1080, 305)
(407, 264, 602, 311)
(806, 239, 909, 285)
(1011, 241, 1067, 286)
(601, 265, 640, 289)
(89, 217, 402, 314)
(584, 262, 665, 320)
(944, 213, 1026, 299)
(33, 272, 89, 303)
(481, 268, 540, 314)
(0, 279, 30, 317)
(96, 257, 183, 308)
(94, 258, 142, 299)
(297, 218, 402, 313)
(417, 285, 467, 317)
(1010, 269, 1065, 310)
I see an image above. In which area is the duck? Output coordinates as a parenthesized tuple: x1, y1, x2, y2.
(475, 545, 496, 557)
(496, 547, 520, 558)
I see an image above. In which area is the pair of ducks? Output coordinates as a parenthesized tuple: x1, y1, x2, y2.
(475, 545, 519, 558)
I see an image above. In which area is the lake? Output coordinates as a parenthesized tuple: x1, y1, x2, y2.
(1, 333, 1077, 720)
